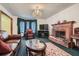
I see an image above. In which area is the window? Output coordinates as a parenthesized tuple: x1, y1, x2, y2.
(17, 18, 37, 34)
(0, 11, 12, 35)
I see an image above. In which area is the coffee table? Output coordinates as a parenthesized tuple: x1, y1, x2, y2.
(25, 39, 46, 56)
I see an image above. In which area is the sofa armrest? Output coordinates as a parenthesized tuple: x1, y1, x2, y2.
(3, 42, 20, 56)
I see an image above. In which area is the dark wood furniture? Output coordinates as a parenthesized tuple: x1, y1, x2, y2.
(71, 27, 79, 48)
(25, 39, 46, 56)
(38, 24, 49, 38)
(39, 24, 48, 30)
(71, 35, 79, 48)
(38, 30, 49, 38)
(70, 27, 79, 48)
(74, 28, 79, 35)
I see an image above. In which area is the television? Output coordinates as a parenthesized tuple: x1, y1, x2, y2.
(39, 24, 48, 30)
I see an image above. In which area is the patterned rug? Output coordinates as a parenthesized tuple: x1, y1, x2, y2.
(45, 42, 71, 56)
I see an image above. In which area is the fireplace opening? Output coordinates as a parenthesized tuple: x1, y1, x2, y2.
(55, 31, 65, 39)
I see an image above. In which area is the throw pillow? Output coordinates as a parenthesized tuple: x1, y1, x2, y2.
(2, 31, 9, 39)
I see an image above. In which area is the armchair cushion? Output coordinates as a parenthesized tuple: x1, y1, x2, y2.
(28, 34, 34, 36)
(0, 40, 12, 54)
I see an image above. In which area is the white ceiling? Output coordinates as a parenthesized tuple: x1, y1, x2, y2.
(1, 3, 74, 19)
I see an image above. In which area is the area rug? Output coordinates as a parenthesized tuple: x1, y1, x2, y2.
(45, 42, 71, 56)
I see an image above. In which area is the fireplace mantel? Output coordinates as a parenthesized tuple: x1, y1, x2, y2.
(50, 21, 75, 48)
(52, 21, 75, 26)
(52, 21, 75, 40)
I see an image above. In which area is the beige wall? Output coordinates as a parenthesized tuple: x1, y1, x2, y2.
(37, 19, 47, 30)
(46, 4, 79, 35)
(12, 16, 18, 34)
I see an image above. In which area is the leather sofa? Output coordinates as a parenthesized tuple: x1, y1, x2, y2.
(0, 34, 21, 56)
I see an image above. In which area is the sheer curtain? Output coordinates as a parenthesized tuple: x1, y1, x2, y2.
(26, 21, 30, 30)
(31, 22, 36, 33)
(20, 21, 25, 34)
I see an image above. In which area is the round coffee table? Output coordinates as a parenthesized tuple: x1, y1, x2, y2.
(25, 39, 46, 56)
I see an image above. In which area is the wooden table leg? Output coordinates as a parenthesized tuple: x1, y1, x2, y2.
(42, 49, 46, 56)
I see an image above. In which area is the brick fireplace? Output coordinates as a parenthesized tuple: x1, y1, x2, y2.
(49, 21, 75, 47)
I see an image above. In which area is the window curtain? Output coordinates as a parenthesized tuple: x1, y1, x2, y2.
(17, 18, 37, 34)
(17, 18, 25, 34)
(20, 21, 25, 33)
(26, 21, 30, 30)
(31, 22, 36, 33)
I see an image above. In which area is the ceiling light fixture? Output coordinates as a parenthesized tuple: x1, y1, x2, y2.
(32, 6, 43, 17)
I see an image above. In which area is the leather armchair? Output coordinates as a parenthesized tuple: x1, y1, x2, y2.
(25, 29, 35, 39)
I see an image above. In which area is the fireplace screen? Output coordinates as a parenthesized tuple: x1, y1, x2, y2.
(55, 31, 65, 39)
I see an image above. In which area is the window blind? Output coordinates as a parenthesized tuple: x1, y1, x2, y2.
(1, 12, 12, 35)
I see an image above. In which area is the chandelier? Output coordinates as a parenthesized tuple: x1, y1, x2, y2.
(32, 6, 42, 17)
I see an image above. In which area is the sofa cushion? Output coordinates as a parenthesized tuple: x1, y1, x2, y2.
(0, 40, 12, 54)
(8, 43, 18, 50)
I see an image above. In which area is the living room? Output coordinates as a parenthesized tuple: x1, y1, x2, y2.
(0, 3, 79, 56)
